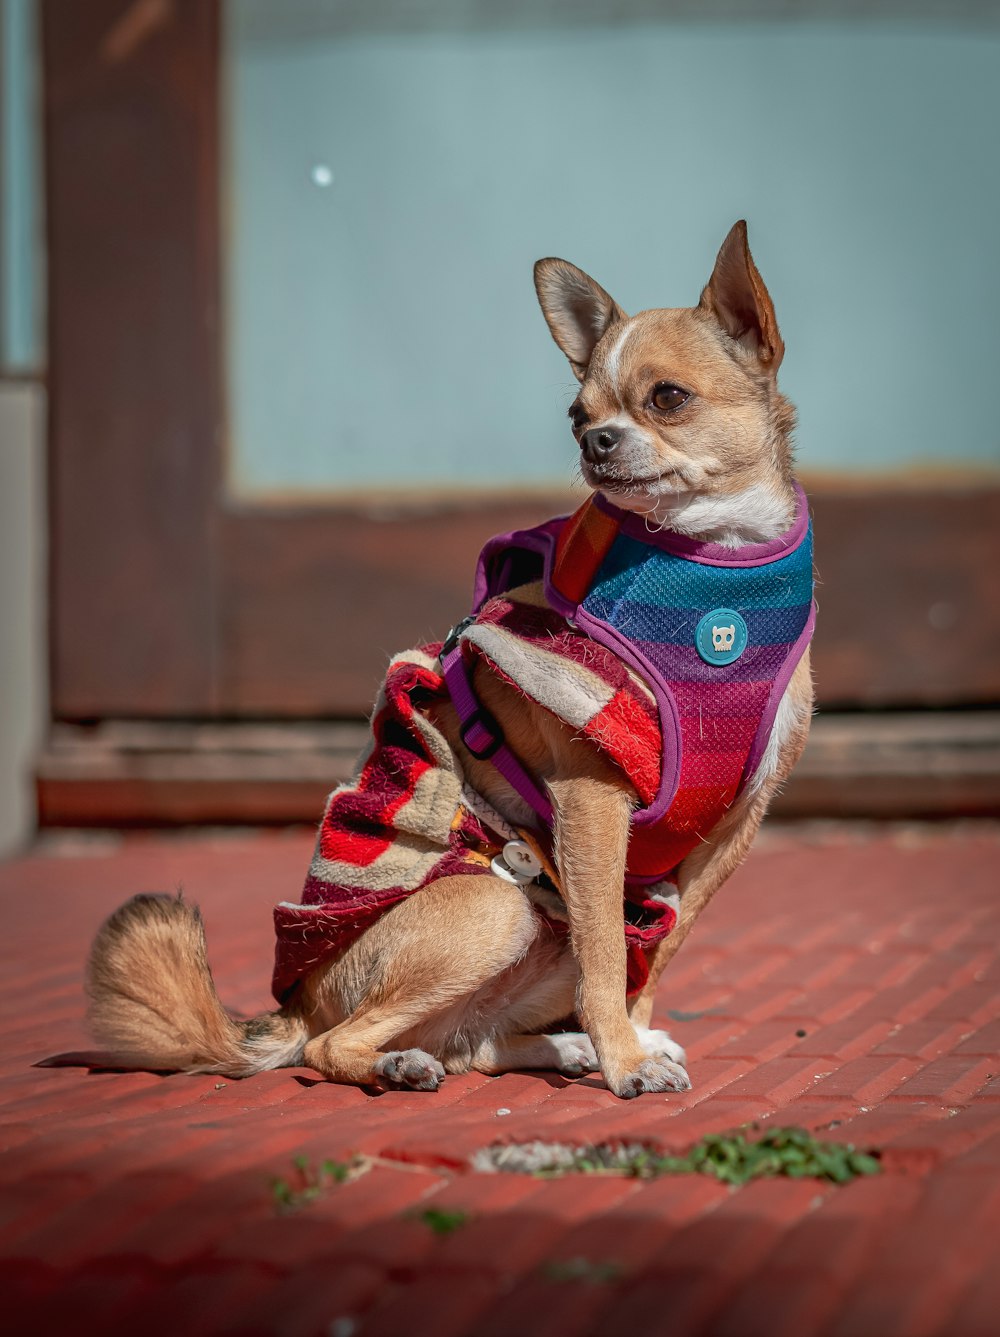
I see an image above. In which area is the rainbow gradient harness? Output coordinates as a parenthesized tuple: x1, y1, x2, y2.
(441, 484, 815, 884)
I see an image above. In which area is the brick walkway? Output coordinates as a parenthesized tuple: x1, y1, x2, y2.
(2, 823, 999, 1336)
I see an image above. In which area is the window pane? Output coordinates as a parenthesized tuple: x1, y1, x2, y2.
(224, 3, 1000, 495)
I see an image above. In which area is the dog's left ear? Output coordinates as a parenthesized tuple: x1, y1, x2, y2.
(699, 221, 784, 373)
(534, 258, 627, 381)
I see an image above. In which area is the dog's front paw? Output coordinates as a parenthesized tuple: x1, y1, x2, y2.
(548, 1032, 599, 1076)
(633, 1024, 687, 1070)
(374, 1049, 445, 1091)
(610, 1055, 691, 1099)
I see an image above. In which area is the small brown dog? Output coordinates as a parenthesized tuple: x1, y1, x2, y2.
(77, 222, 814, 1099)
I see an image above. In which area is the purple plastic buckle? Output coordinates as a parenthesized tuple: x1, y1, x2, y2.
(459, 706, 504, 761)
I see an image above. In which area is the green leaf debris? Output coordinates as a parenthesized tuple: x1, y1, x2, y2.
(270, 1155, 368, 1212)
(475, 1127, 881, 1186)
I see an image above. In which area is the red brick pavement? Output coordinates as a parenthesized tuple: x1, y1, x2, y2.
(2, 823, 999, 1336)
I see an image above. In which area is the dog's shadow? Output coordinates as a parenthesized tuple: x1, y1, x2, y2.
(289, 1069, 603, 1095)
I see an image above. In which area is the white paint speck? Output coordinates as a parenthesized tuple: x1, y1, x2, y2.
(928, 601, 957, 630)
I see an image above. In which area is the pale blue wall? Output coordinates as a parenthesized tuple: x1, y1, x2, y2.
(1, 0, 44, 852)
(224, 12, 1000, 493)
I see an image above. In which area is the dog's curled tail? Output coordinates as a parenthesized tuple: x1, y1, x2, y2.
(70, 893, 306, 1077)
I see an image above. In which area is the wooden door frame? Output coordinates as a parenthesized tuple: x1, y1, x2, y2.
(39, 0, 1000, 821)
(44, 0, 220, 718)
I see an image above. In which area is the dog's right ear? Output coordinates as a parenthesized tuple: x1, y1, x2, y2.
(534, 258, 627, 381)
(699, 221, 784, 373)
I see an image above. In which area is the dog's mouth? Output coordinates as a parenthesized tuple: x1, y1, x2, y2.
(585, 467, 681, 497)
(597, 474, 660, 490)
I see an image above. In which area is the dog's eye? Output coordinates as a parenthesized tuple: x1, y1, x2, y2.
(568, 403, 590, 434)
(651, 383, 689, 412)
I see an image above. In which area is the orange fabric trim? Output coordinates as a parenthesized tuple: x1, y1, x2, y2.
(550, 498, 621, 606)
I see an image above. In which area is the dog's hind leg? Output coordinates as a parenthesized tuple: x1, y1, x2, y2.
(299, 872, 542, 1089)
(303, 1011, 449, 1091)
(464, 925, 595, 1075)
(474, 1031, 599, 1076)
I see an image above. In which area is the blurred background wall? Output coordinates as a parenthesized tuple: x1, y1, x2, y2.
(1, 0, 45, 854)
(2, 0, 998, 850)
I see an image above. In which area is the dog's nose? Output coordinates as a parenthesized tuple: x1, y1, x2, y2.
(580, 426, 623, 464)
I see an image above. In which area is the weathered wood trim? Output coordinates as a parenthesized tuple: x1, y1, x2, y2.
(218, 484, 1000, 716)
(218, 498, 573, 713)
(36, 713, 1000, 826)
(36, 719, 365, 826)
(806, 484, 1000, 709)
(774, 710, 1000, 818)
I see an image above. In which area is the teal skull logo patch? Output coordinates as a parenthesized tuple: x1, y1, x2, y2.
(695, 608, 749, 666)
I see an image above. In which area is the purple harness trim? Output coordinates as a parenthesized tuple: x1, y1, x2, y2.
(440, 643, 554, 827)
(593, 485, 812, 565)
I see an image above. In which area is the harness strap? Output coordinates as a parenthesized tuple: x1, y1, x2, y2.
(439, 641, 554, 828)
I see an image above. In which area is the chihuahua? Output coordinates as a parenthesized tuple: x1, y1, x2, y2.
(74, 222, 814, 1099)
